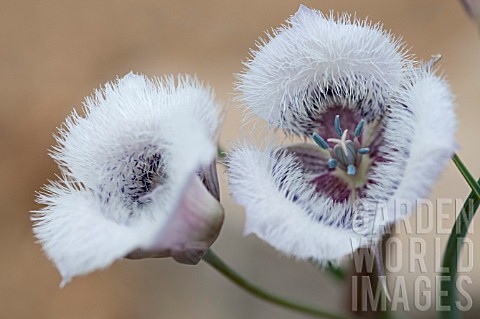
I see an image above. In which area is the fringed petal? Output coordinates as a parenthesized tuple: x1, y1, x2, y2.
(32, 180, 160, 286)
(228, 142, 370, 262)
(236, 5, 408, 135)
(383, 65, 457, 223)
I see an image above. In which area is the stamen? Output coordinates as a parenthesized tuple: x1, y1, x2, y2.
(328, 158, 338, 169)
(312, 115, 370, 177)
(312, 133, 329, 150)
(327, 129, 348, 156)
(345, 141, 357, 165)
(347, 164, 356, 176)
(358, 147, 370, 155)
(334, 145, 346, 164)
(354, 119, 364, 138)
(334, 115, 342, 137)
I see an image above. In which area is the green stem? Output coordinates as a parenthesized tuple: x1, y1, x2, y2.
(452, 153, 480, 200)
(325, 261, 346, 282)
(217, 146, 227, 158)
(440, 177, 480, 319)
(203, 249, 352, 319)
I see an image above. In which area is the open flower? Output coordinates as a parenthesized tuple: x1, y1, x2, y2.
(228, 6, 456, 262)
(32, 73, 224, 285)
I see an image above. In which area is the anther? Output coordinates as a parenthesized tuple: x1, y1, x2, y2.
(354, 119, 364, 138)
(358, 147, 370, 155)
(312, 115, 370, 178)
(328, 158, 338, 169)
(334, 115, 342, 137)
(347, 165, 356, 176)
(312, 133, 329, 150)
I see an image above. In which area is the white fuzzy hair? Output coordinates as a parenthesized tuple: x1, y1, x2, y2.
(32, 73, 221, 285)
(227, 97, 414, 262)
(228, 6, 456, 262)
(228, 141, 370, 262)
(381, 64, 457, 223)
(228, 63, 456, 262)
(236, 5, 409, 135)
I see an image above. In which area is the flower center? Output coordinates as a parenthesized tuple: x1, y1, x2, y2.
(312, 115, 370, 177)
(110, 152, 167, 207)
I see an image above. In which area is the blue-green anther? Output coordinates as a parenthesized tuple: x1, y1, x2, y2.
(312, 133, 329, 150)
(345, 141, 357, 165)
(334, 115, 342, 137)
(347, 164, 356, 176)
(328, 158, 338, 169)
(354, 119, 364, 137)
(334, 144, 346, 163)
(311, 115, 372, 178)
(358, 148, 370, 155)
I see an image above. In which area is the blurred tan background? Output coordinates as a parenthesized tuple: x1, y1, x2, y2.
(1, 0, 480, 318)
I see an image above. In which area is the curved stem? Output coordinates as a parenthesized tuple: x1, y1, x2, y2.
(325, 262, 347, 282)
(203, 249, 352, 319)
(440, 177, 480, 319)
(217, 146, 227, 158)
(452, 153, 480, 200)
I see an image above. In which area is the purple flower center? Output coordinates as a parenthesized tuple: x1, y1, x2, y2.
(122, 153, 165, 204)
(99, 151, 166, 207)
(286, 106, 386, 203)
(312, 115, 370, 177)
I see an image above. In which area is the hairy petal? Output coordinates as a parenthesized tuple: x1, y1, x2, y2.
(32, 180, 160, 286)
(53, 73, 219, 207)
(236, 5, 408, 135)
(383, 66, 457, 223)
(228, 142, 368, 262)
(33, 73, 224, 284)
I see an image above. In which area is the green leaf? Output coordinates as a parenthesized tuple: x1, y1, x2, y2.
(439, 177, 480, 319)
(452, 154, 480, 200)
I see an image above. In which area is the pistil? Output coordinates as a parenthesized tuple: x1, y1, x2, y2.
(312, 115, 370, 176)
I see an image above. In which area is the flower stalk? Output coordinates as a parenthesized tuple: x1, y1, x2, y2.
(440, 176, 480, 319)
(203, 249, 352, 319)
(452, 153, 480, 200)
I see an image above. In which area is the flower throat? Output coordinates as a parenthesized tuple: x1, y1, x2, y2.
(312, 115, 371, 178)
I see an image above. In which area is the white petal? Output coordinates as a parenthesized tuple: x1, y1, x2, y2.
(33, 73, 223, 284)
(361, 96, 415, 211)
(148, 176, 224, 264)
(32, 180, 161, 286)
(228, 142, 370, 262)
(236, 5, 407, 134)
(52, 73, 219, 223)
(383, 66, 456, 223)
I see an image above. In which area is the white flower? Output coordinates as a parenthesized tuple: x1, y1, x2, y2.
(32, 73, 224, 286)
(228, 6, 456, 262)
